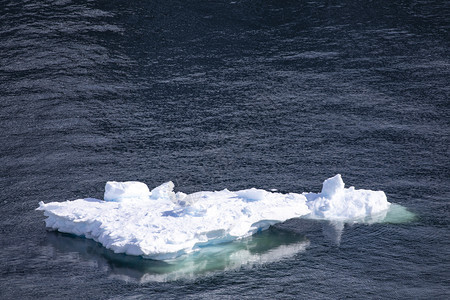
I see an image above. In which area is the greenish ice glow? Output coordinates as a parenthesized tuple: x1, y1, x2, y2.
(47, 227, 309, 282)
(381, 203, 417, 224)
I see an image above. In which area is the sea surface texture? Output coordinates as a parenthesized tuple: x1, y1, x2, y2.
(1, 0, 449, 299)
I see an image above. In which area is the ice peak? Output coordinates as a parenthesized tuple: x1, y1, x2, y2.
(150, 181, 176, 201)
(321, 174, 345, 197)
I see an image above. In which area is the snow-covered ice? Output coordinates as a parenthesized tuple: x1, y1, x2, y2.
(37, 174, 390, 260)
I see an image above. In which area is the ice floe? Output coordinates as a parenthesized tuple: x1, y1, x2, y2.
(37, 174, 391, 260)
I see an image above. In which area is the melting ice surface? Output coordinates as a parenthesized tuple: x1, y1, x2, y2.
(37, 175, 392, 260)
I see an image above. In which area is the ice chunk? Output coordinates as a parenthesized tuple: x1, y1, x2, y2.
(321, 174, 345, 197)
(104, 181, 150, 202)
(235, 188, 269, 202)
(37, 175, 392, 260)
(150, 181, 176, 201)
(305, 174, 390, 221)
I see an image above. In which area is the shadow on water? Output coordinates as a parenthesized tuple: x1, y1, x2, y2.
(45, 204, 415, 282)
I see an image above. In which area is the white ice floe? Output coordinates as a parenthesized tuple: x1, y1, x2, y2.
(37, 174, 390, 260)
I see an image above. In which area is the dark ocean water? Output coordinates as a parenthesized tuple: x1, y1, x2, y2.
(1, 0, 449, 298)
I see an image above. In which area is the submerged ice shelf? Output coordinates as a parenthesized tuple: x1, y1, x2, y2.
(37, 175, 390, 260)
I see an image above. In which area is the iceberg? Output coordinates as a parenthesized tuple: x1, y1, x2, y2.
(37, 174, 390, 260)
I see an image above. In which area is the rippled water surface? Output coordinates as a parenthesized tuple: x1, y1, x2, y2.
(1, 0, 449, 299)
